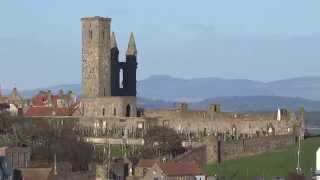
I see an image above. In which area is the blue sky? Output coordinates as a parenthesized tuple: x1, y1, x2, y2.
(0, 0, 320, 89)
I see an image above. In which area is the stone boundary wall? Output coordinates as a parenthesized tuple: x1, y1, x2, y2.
(175, 145, 207, 166)
(85, 137, 144, 145)
(219, 134, 296, 162)
(180, 135, 297, 165)
(51, 171, 96, 180)
(144, 108, 304, 137)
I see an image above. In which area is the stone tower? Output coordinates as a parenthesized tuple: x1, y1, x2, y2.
(81, 16, 111, 97)
(80, 16, 138, 118)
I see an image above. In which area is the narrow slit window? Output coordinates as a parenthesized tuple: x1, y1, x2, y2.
(89, 30, 93, 39)
(119, 69, 124, 88)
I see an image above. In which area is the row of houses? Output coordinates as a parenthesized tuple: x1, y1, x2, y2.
(0, 144, 207, 180)
(0, 89, 78, 117)
(0, 88, 24, 116)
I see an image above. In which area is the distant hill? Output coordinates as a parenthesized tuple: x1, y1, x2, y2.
(189, 96, 320, 112)
(5, 75, 320, 111)
(138, 75, 272, 102)
(10, 75, 320, 101)
(138, 96, 320, 112)
(138, 75, 320, 102)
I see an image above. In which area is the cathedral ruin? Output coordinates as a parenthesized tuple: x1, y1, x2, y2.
(80, 16, 138, 118)
(77, 16, 304, 141)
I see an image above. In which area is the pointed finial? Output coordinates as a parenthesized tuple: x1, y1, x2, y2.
(126, 32, 137, 56)
(111, 32, 118, 49)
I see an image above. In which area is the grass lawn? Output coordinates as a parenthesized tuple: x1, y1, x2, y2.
(203, 136, 320, 180)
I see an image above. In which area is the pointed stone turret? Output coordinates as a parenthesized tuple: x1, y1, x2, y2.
(110, 32, 120, 96)
(125, 32, 137, 96)
(126, 32, 137, 56)
(110, 32, 118, 49)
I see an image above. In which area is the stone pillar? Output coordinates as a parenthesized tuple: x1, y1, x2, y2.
(204, 135, 220, 164)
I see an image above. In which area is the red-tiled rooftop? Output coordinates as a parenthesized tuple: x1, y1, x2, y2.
(31, 95, 59, 107)
(24, 107, 71, 117)
(157, 161, 204, 176)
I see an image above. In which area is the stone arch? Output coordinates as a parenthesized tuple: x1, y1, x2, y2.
(102, 108, 105, 116)
(126, 104, 131, 117)
(113, 108, 117, 116)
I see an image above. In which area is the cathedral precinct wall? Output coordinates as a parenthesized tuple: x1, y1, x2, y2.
(144, 106, 304, 137)
(186, 134, 297, 165)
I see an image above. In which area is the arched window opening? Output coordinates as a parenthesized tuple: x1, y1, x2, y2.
(126, 105, 131, 117)
(119, 69, 124, 89)
(102, 108, 105, 116)
(113, 108, 117, 116)
(89, 30, 93, 40)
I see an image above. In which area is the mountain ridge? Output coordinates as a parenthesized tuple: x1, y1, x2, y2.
(3, 75, 320, 101)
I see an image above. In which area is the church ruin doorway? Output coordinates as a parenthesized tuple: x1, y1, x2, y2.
(126, 104, 131, 117)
